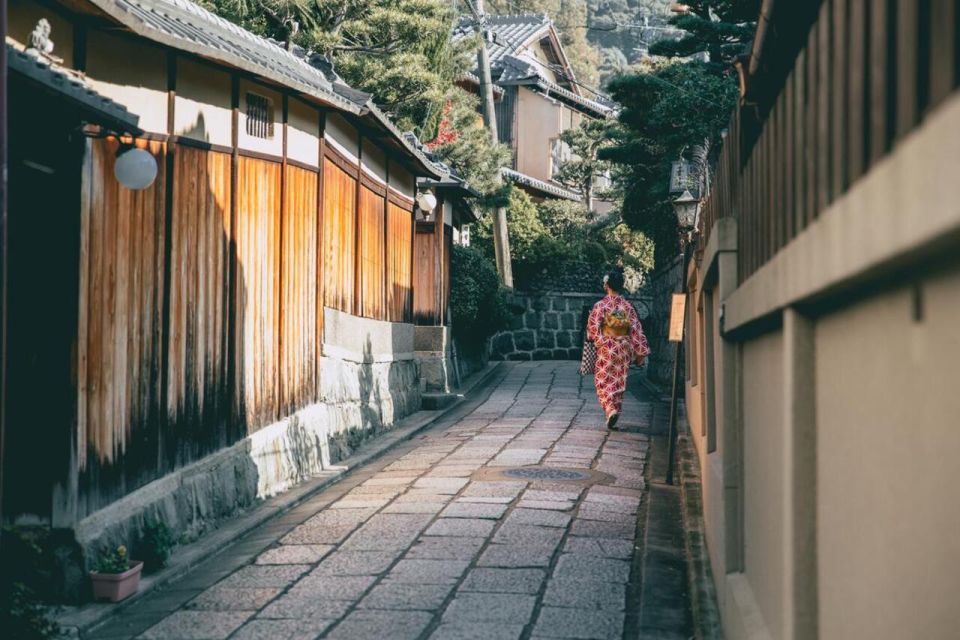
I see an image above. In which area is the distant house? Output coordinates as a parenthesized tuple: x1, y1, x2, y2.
(454, 14, 615, 212)
(3, 0, 453, 591)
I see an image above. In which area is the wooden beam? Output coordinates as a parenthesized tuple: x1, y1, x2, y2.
(316, 110, 326, 395)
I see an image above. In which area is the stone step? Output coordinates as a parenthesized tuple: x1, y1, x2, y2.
(421, 393, 460, 410)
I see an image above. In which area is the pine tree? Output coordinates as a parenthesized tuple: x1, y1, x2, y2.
(648, 0, 759, 68)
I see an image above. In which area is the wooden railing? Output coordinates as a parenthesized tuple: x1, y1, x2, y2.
(700, 0, 958, 280)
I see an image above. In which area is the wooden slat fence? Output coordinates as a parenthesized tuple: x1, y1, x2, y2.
(699, 0, 959, 281)
(358, 185, 386, 320)
(387, 202, 414, 323)
(322, 161, 357, 314)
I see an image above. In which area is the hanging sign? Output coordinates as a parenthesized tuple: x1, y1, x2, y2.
(668, 293, 686, 342)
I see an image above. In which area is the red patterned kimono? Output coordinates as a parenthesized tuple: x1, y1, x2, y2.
(587, 294, 651, 417)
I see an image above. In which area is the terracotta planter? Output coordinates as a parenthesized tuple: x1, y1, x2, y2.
(90, 560, 143, 602)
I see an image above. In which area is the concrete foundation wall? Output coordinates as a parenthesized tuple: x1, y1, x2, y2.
(815, 270, 960, 640)
(73, 308, 420, 571)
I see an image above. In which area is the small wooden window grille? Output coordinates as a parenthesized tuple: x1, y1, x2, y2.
(246, 92, 274, 139)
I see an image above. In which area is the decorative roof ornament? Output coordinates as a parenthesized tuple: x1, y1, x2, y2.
(28, 18, 55, 56)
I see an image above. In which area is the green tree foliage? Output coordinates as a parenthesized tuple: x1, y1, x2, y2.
(554, 118, 614, 205)
(206, 0, 468, 138)
(450, 245, 511, 350)
(428, 90, 513, 207)
(600, 60, 738, 265)
(648, 0, 760, 67)
(485, 0, 602, 88)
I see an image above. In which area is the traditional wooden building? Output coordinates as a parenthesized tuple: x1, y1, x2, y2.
(3, 0, 446, 582)
(453, 14, 615, 211)
(681, 2, 960, 638)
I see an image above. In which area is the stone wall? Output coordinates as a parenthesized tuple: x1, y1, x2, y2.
(645, 255, 684, 387)
(490, 290, 652, 361)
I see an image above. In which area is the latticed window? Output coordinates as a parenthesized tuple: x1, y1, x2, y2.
(245, 92, 274, 139)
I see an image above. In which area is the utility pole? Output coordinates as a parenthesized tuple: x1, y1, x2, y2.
(468, 0, 513, 288)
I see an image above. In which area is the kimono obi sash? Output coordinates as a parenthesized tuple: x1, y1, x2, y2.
(602, 310, 631, 337)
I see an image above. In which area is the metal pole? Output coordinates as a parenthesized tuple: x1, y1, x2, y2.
(665, 241, 691, 485)
(0, 0, 9, 526)
(468, 0, 513, 288)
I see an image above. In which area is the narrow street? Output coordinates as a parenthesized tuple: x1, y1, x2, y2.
(89, 362, 691, 640)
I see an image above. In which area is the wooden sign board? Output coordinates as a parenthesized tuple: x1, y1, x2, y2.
(668, 293, 686, 342)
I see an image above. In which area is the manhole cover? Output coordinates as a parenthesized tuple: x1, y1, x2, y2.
(502, 467, 593, 481)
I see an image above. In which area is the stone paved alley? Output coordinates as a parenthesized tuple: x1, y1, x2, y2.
(89, 362, 691, 639)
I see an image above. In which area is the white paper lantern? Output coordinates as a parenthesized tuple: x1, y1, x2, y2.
(416, 190, 437, 214)
(114, 147, 158, 190)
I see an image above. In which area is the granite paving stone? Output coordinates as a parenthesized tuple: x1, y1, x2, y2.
(425, 517, 497, 537)
(442, 592, 537, 624)
(562, 536, 634, 559)
(553, 554, 632, 583)
(324, 609, 434, 640)
(184, 586, 281, 611)
(256, 591, 355, 620)
(477, 544, 555, 568)
(532, 606, 625, 639)
(230, 618, 335, 640)
(310, 550, 402, 576)
(541, 579, 626, 611)
(216, 564, 311, 589)
(405, 536, 487, 560)
(286, 574, 376, 600)
(429, 622, 526, 640)
(493, 524, 565, 548)
(254, 544, 333, 565)
(459, 568, 546, 594)
(504, 507, 572, 528)
(357, 581, 454, 610)
(387, 559, 471, 584)
(138, 611, 252, 639)
(569, 519, 636, 539)
(439, 502, 509, 519)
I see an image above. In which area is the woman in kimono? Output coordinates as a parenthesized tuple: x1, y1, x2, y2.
(586, 269, 651, 428)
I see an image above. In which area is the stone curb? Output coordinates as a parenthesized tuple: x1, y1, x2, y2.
(54, 362, 506, 637)
(676, 434, 724, 640)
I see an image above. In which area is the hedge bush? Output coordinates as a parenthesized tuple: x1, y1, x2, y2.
(450, 245, 511, 351)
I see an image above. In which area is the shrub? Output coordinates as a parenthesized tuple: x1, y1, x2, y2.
(140, 521, 176, 573)
(450, 245, 511, 350)
(0, 527, 60, 640)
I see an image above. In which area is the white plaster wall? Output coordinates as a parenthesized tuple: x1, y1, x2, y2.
(237, 80, 282, 156)
(287, 98, 320, 168)
(85, 31, 168, 134)
(325, 112, 359, 164)
(815, 269, 960, 640)
(361, 138, 388, 184)
(389, 165, 416, 199)
(174, 59, 232, 146)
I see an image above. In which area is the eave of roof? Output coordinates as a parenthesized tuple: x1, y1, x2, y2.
(82, 0, 441, 177)
(502, 168, 581, 201)
(7, 41, 142, 134)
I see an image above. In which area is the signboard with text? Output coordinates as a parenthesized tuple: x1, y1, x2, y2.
(668, 293, 686, 342)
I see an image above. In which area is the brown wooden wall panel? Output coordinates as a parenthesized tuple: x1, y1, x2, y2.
(358, 185, 386, 320)
(280, 165, 319, 413)
(235, 157, 282, 431)
(167, 146, 234, 463)
(322, 160, 357, 314)
(413, 222, 440, 325)
(387, 203, 413, 323)
(77, 138, 166, 512)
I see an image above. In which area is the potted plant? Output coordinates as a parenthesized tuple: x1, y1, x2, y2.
(89, 545, 142, 602)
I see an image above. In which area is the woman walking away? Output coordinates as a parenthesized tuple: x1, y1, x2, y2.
(587, 269, 651, 429)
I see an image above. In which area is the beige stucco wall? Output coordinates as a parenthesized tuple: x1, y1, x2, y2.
(740, 329, 786, 638)
(287, 98, 320, 168)
(85, 31, 168, 134)
(174, 59, 232, 146)
(815, 268, 960, 640)
(516, 87, 562, 183)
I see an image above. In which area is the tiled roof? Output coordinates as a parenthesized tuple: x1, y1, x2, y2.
(454, 14, 614, 117)
(454, 14, 552, 67)
(502, 168, 582, 201)
(7, 41, 141, 133)
(83, 0, 441, 176)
